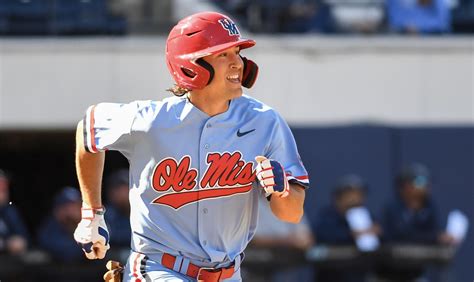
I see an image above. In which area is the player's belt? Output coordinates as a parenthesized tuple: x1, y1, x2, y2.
(161, 253, 235, 281)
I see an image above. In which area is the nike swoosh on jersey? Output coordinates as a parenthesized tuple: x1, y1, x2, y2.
(237, 129, 255, 137)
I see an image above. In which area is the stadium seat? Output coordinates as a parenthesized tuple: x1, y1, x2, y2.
(0, 1, 9, 15)
(3, 0, 51, 34)
(452, 0, 474, 32)
(51, 0, 108, 34)
(0, 18, 8, 34)
(7, 0, 51, 18)
(106, 15, 127, 35)
(0, 0, 126, 35)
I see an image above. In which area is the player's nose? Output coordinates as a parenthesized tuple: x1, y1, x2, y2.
(230, 54, 243, 70)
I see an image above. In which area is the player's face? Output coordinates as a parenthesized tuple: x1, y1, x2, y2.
(202, 46, 244, 99)
(335, 188, 365, 214)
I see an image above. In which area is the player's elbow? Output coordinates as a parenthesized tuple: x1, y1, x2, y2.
(275, 208, 304, 224)
(288, 210, 304, 224)
(280, 214, 302, 224)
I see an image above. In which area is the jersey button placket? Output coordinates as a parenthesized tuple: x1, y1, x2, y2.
(199, 120, 213, 252)
(203, 121, 212, 150)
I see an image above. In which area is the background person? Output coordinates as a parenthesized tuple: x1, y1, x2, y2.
(377, 163, 456, 281)
(37, 186, 83, 262)
(0, 169, 29, 256)
(104, 169, 131, 250)
(249, 193, 314, 281)
(386, 0, 451, 34)
(314, 174, 380, 282)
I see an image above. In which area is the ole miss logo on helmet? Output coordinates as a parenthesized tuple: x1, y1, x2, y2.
(219, 18, 240, 36)
(151, 152, 255, 209)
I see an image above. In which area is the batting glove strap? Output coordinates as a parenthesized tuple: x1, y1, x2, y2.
(81, 207, 105, 220)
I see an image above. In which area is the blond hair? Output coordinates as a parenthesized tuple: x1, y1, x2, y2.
(167, 85, 190, 97)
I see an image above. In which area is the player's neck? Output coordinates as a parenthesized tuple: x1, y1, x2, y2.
(188, 92, 230, 117)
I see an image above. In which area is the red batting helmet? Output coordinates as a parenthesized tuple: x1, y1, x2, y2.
(166, 11, 258, 91)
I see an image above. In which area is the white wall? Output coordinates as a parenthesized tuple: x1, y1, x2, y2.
(0, 36, 472, 129)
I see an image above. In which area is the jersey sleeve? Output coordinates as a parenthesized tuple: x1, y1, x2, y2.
(82, 102, 138, 154)
(266, 112, 310, 189)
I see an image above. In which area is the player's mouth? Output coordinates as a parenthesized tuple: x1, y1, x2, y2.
(226, 74, 241, 84)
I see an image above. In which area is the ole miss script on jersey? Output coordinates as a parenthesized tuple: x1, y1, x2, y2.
(151, 152, 255, 209)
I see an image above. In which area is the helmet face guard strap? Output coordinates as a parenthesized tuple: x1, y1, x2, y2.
(166, 12, 258, 90)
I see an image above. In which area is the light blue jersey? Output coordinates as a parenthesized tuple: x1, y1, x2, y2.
(83, 94, 309, 278)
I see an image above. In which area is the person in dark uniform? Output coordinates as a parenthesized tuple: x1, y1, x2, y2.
(314, 174, 380, 282)
(37, 186, 83, 262)
(0, 169, 29, 256)
(104, 169, 132, 249)
(378, 163, 456, 281)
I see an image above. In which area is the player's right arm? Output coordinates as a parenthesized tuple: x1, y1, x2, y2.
(76, 101, 144, 199)
(73, 101, 147, 259)
(75, 120, 105, 208)
(74, 120, 110, 260)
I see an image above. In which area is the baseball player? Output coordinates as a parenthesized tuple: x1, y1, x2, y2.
(73, 11, 309, 282)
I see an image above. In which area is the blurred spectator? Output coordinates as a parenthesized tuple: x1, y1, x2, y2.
(216, 0, 334, 33)
(314, 174, 381, 282)
(378, 163, 456, 281)
(104, 169, 131, 249)
(249, 193, 314, 281)
(280, 0, 335, 33)
(242, 0, 291, 33)
(382, 163, 454, 244)
(37, 186, 83, 262)
(0, 0, 127, 35)
(451, 0, 474, 32)
(0, 169, 29, 256)
(386, 0, 451, 34)
(328, 0, 385, 33)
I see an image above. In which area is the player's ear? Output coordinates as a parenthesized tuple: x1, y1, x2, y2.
(241, 56, 258, 88)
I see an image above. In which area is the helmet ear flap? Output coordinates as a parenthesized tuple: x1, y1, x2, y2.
(196, 58, 215, 86)
(194, 56, 257, 88)
(241, 56, 258, 88)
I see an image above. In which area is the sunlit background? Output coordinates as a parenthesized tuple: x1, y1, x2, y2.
(0, 0, 472, 281)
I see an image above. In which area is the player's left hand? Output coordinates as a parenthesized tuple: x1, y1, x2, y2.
(255, 156, 290, 198)
(73, 205, 110, 259)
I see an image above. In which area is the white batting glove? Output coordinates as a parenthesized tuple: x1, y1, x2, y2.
(73, 203, 110, 260)
(255, 156, 290, 198)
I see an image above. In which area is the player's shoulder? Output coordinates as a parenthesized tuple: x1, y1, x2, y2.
(236, 94, 271, 110)
(132, 96, 184, 110)
(234, 94, 281, 120)
(102, 96, 185, 115)
(90, 96, 185, 126)
(94, 100, 155, 112)
(160, 95, 188, 109)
